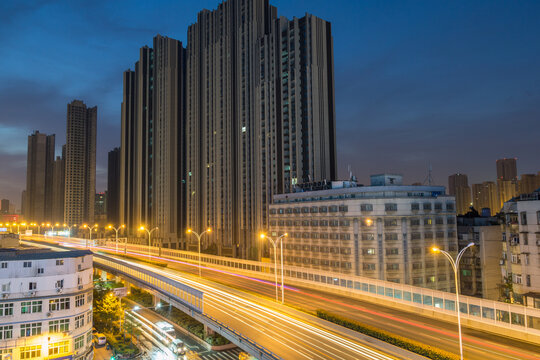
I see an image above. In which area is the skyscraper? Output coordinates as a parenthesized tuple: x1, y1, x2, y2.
(64, 100, 97, 225)
(0, 199, 9, 214)
(496, 158, 517, 181)
(51, 145, 65, 223)
(120, 35, 185, 248)
(472, 181, 498, 216)
(519, 174, 540, 195)
(107, 147, 120, 225)
(448, 173, 471, 215)
(25, 131, 55, 223)
(185, 0, 336, 258)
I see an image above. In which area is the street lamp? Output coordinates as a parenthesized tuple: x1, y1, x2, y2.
(139, 226, 158, 259)
(50, 222, 60, 235)
(63, 223, 77, 239)
(260, 232, 288, 303)
(186, 228, 211, 277)
(108, 225, 125, 253)
(432, 242, 474, 360)
(82, 224, 98, 247)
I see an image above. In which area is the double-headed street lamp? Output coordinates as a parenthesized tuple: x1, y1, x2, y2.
(108, 224, 125, 253)
(139, 226, 158, 258)
(50, 222, 60, 235)
(432, 242, 475, 360)
(186, 228, 211, 277)
(82, 224, 98, 247)
(260, 232, 288, 303)
(63, 223, 77, 238)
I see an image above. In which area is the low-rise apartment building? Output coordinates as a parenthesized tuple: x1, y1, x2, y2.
(269, 175, 458, 292)
(501, 190, 540, 307)
(0, 249, 94, 360)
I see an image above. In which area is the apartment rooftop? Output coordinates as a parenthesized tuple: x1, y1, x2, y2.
(0, 248, 92, 261)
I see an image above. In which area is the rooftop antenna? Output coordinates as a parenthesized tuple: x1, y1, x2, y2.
(423, 162, 433, 186)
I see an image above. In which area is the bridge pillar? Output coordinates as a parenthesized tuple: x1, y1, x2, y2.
(100, 270, 107, 282)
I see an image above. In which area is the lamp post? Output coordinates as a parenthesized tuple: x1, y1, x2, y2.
(108, 225, 125, 253)
(50, 222, 60, 235)
(82, 224, 98, 247)
(186, 228, 211, 277)
(63, 224, 77, 239)
(260, 233, 288, 303)
(432, 242, 474, 360)
(40, 223, 45, 235)
(139, 226, 158, 259)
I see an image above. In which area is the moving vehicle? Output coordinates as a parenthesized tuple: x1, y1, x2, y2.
(156, 321, 175, 334)
(94, 333, 107, 346)
(170, 338, 187, 355)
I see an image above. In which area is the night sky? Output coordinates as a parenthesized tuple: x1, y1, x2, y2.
(1, 0, 539, 209)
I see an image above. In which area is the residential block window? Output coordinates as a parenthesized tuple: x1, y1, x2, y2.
(21, 301, 42, 314)
(20, 345, 41, 359)
(361, 233, 375, 241)
(0, 325, 13, 339)
(385, 248, 399, 255)
(423, 203, 432, 210)
(49, 319, 69, 333)
(23, 262, 32, 268)
(386, 263, 399, 270)
(56, 260, 64, 266)
(75, 314, 85, 329)
(49, 298, 70, 311)
(28, 282, 37, 290)
(48, 341, 69, 356)
(0, 348, 13, 360)
(363, 263, 376, 270)
(0, 303, 13, 316)
(360, 204, 373, 211)
(411, 203, 420, 211)
(385, 203, 397, 211)
(20, 322, 41, 337)
(384, 219, 398, 227)
(0, 262, 7, 269)
(362, 248, 376, 255)
(74, 335, 85, 350)
(520, 212, 527, 225)
(410, 219, 420, 226)
(385, 233, 398, 241)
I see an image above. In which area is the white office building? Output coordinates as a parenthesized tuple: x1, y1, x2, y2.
(269, 175, 458, 291)
(0, 249, 93, 360)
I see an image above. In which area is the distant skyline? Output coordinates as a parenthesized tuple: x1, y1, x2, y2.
(1, 0, 540, 208)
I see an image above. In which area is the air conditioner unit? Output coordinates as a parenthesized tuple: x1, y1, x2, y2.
(27, 291, 36, 297)
(499, 259, 505, 265)
(56, 288, 63, 293)
(78, 285, 83, 290)
(1, 293, 9, 299)
(46, 312, 52, 317)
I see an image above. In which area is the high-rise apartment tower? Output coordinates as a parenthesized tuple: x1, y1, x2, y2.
(64, 100, 97, 225)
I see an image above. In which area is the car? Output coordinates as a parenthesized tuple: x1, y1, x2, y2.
(156, 321, 175, 334)
(170, 338, 186, 355)
(92, 327, 98, 334)
(94, 333, 107, 347)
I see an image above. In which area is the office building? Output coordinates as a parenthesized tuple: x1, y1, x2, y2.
(64, 100, 97, 226)
(472, 181, 498, 216)
(500, 190, 540, 308)
(269, 175, 457, 291)
(496, 158, 517, 181)
(448, 173, 471, 215)
(185, 0, 336, 258)
(0, 248, 94, 360)
(25, 131, 55, 223)
(94, 192, 107, 224)
(1, 199, 9, 215)
(120, 35, 186, 248)
(107, 148, 120, 225)
(457, 215, 502, 300)
(519, 174, 540, 195)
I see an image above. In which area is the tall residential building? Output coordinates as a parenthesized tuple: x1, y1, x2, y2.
(0, 248, 94, 360)
(21, 190, 26, 218)
(51, 145, 66, 223)
(472, 181, 498, 215)
(64, 100, 97, 226)
(500, 190, 540, 308)
(107, 148, 120, 225)
(448, 173, 471, 215)
(269, 175, 457, 291)
(185, 0, 336, 258)
(519, 174, 540, 195)
(25, 131, 55, 223)
(497, 179, 518, 210)
(120, 35, 186, 248)
(0, 199, 9, 214)
(496, 158, 517, 181)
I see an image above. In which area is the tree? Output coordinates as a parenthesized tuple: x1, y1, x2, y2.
(95, 292, 125, 332)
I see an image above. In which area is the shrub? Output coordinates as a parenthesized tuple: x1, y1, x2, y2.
(316, 310, 458, 360)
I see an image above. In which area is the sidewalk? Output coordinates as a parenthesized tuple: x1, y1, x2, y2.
(94, 345, 113, 360)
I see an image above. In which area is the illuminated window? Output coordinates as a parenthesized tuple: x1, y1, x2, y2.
(20, 345, 41, 359)
(20, 323, 41, 337)
(48, 341, 69, 356)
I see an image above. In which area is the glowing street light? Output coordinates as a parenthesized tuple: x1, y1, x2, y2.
(50, 222, 60, 235)
(108, 225, 125, 253)
(82, 224, 98, 247)
(260, 232, 288, 303)
(63, 223, 77, 238)
(186, 228, 211, 277)
(139, 226, 158, 259)
(432, 242, 474, 360)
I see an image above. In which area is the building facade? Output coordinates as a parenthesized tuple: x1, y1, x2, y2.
(472, 181, 498, 216)
(0, 249, 93, 360)
(500, 190, 540, 308)
(107, 148, 120, 226)
(519, 174, 540, 195)
(119, 35, 186, 248)
(25, 131, 55, 223)
(269, 176, 457, 291)
(51, 145, 66, 224)
(448, 173, 471, 215)
(496, 158, 518, 181)
(457, 215, 502, 300)
(64, 100, 97, 226)
(1, 200, 9, 215)
(185, 0, 336, 258)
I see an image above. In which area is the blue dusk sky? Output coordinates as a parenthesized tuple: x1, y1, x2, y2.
(1, 0, 539, 208)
